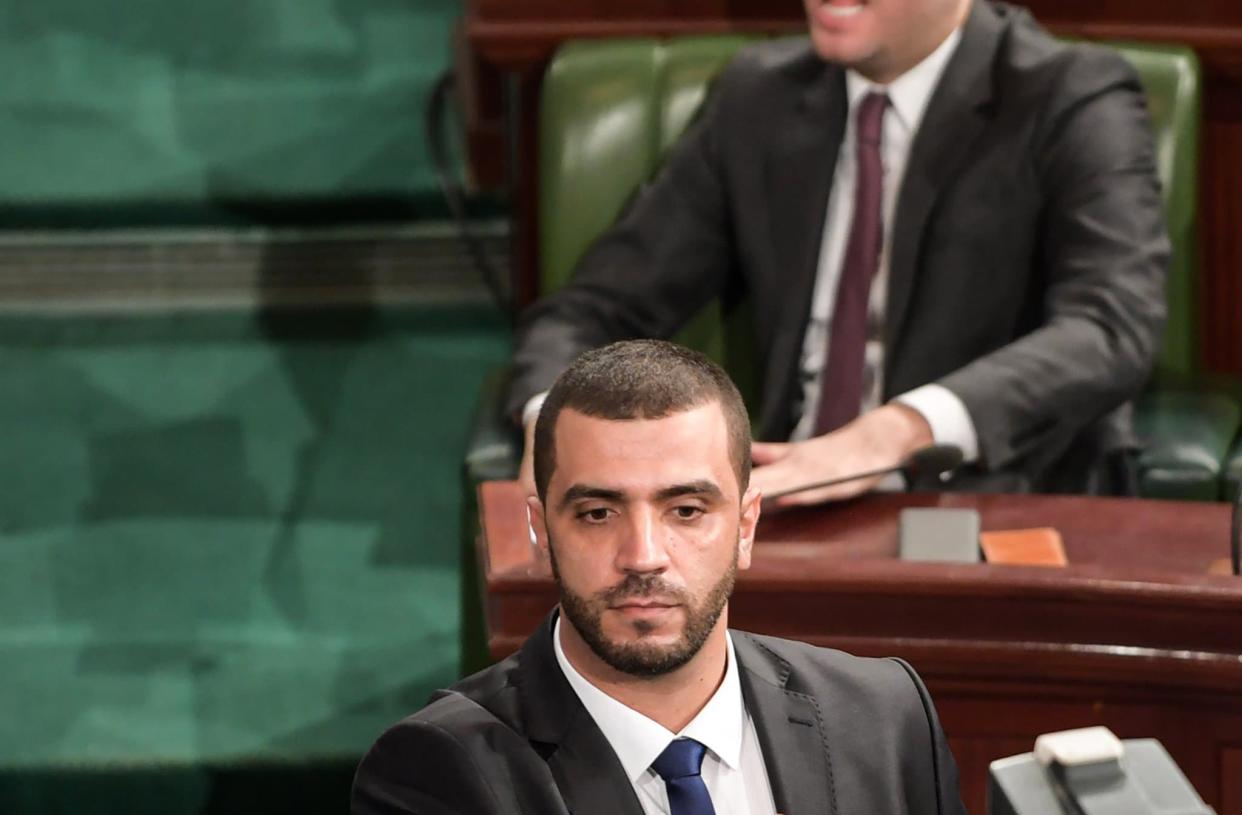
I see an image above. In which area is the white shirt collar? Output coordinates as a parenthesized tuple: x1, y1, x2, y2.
(553, 615, 746, 784)
(845, 26, 963, 135)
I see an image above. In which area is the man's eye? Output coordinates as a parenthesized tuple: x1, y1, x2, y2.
(673, 506, 704, 521)
(577, 507, 613, 523)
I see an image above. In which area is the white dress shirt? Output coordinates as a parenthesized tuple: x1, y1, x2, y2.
(553, 618, 778, 815)
(791, 28, 979, 466)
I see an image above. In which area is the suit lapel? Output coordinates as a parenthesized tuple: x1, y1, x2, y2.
(546, 719, 646, 815)
(759, 63, 848, 439)
(518, 613, 645, 815)
(734, 634, 837, 815)
(885, 0, 1003, 373)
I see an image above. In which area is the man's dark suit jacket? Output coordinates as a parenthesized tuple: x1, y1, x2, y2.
(507, 1, 1169, 494)
(352, 612, 965, 814)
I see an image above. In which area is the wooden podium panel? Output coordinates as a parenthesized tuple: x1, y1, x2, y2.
(476, 481, 1242, 813)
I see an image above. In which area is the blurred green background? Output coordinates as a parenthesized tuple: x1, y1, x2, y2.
(0, 2, 510, 812)
(1, 0, 466, 223)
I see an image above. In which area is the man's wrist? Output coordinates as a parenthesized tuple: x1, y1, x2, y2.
(891, 384, 980, 464)
(876, 402, 934, 457)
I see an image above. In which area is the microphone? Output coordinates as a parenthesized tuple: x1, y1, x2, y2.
(989, 727, 1212, 814)
(1232, 483, 1240, 577)
(763, 443, 964, 500)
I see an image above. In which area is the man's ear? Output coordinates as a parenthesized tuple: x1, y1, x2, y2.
(526, 494, 549, 555)
(737, 485, 761, 570)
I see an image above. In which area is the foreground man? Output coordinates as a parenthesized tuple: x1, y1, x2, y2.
(353, 340, 965, 814)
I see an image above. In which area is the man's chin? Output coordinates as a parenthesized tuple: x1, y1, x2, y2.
(808, 26, 877, 66)
(600, 624, 681, 655)
(596, 637, 696, 677)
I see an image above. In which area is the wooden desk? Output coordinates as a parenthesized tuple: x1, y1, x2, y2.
(476, 481, 1242, 814)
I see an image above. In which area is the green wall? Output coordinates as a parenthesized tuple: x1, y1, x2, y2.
(0, 302, 510, 812)
(0, 7, 510, 808)
(1, 0, 464, 221)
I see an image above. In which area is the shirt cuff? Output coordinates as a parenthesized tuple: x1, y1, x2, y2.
(522, 392, 550, 428)
(892, 384, 980, 464)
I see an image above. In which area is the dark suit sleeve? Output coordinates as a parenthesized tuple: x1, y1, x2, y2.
(351, 718, 506, 815)
(504, 52, 749, 417)
(937, 48, 1168, 470)
(888, 658, 968, 815)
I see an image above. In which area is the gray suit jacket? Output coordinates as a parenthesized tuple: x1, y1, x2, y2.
(507, 1, 1168, 494)
(351, 612, 966, 815)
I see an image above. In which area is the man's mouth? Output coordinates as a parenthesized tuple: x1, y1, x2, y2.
(609, 597, 681, 620)
(819, 0, 865, 19)
(611, 599, 677, 610)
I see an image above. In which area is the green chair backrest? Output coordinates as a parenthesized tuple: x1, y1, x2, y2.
(538, 36, 757, 396)
(1108, 42, 1201, 378)
(538, 35, 1201, 381)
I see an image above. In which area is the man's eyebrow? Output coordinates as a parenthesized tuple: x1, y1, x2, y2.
(559, 484, 625, 510)
(654, 480, 724, 502)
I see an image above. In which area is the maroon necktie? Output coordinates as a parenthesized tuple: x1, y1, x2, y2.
(815, 91, 888, 435)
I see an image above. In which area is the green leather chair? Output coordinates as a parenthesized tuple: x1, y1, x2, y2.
(462, 37, 758, 494)
(1120, 44, 1242, 500)
(1227, 441, 1242, 501)
(463, 36, 1238, 501)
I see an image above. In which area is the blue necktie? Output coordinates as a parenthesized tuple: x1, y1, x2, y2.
(651, 738, 717, 815)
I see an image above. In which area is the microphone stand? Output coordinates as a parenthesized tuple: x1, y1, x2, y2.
(763, 463, 909, 499)
(762, 444, 963, 501)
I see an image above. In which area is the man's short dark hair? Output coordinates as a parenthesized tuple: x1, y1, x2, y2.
(533, 339, 751, 502)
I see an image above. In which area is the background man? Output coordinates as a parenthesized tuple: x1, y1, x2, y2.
(507, 0, 1168, 505)
(354, 340, 965, 814)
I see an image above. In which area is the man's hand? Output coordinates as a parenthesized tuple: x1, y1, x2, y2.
(751, 403, 934, 509)
(518, 417, 538, 498)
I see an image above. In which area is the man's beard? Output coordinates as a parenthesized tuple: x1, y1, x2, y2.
(549, 540, 737, 677)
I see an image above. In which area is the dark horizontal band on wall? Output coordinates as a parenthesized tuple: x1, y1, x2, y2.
(0, 220, 509, 315)
(0, 195, 508, 230)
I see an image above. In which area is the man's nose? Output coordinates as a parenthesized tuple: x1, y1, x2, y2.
(615, 508, 670, 573)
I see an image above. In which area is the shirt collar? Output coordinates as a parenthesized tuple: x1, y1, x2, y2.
(553, 616, 747, 784)
(845, 25, 963, 134)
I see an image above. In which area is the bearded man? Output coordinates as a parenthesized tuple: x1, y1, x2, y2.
(353, 340, 965, 814)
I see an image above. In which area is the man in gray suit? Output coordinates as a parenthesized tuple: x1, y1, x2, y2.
(354, 340, 965, 814)
(507, 0, 1168, 504)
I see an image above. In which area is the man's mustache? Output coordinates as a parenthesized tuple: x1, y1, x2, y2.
(600, 573, 689, 606)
